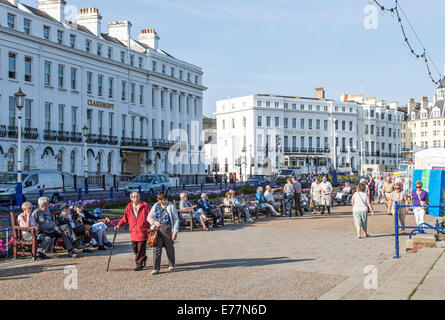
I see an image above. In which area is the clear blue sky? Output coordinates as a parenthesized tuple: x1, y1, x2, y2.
(22, 0, 445, 116)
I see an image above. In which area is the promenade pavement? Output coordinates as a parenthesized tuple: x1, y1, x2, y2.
(0, 203, 440, 299)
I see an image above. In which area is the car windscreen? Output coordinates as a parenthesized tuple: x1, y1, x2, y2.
(279, 170, 293, 175)
(0, 173, 28, 184)
(132, 175, 154, 183)
(249, 175, 265, 179)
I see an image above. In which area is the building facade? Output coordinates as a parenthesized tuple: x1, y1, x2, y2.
(215, 89, 403, 178)
(0, 0, 206, 180)
(402, 81, 445, 161)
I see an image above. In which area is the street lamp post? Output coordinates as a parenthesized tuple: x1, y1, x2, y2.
(14, 88, 26, 206)
(249, 144, 253, 177)
(82, 124, 89, 194)
(331, 117, 337, 170)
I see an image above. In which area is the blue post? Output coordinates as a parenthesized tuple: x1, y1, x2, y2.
(394, 201, 400, 259)
(84, 177, 89, 194)
(234, 181, 236, 190)
(138, 185, 142, 195)
(6, 226, 9, 258)
(110, 187, 114, 199)
(200, 183, 204, 192)
(162, 184, 165, 192)
(78, 188, 82, 202)
(39, 189, 44, 197)
(182, 184, 186, 191)
(219, 182, 222, 192)
(16, 182, 23, 207)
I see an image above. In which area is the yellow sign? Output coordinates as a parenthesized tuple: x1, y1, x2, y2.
(87, 100, 114, 109)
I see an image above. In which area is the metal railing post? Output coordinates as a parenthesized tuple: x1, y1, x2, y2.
(78, 188, 82, 202)
(39, 189, 44, 198)
(110, 187, 114, 199)
(394, 201, 400, 259)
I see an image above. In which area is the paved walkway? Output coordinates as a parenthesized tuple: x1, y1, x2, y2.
(0, 204, 440, 299)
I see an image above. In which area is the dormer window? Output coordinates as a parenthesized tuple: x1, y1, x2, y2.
(411, 112, 416, 120)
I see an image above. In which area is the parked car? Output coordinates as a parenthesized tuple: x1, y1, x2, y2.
(246, 175, 271, 187)
(0, 171, 64, 205)
(124, 174, 173, 194)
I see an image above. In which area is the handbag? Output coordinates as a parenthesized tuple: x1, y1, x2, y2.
(357, 192, 370, 213)
(147, 207, 167, 247)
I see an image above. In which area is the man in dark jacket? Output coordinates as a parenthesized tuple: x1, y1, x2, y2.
(57, 204, 92, 253)
(73, 204, 112, 250)
(196, 193, 222, 228)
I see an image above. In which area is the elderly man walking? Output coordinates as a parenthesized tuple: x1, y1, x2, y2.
(292, 176, 303, 216)
(115, 191, 151, 271)
(319, 176, 333, 215)
(382, 176, 395, 215)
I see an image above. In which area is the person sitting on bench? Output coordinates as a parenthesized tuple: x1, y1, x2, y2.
(178, 192, 209, 231)
(197, 193, 222, 228)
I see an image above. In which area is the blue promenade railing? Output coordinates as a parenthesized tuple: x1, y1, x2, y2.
(394, 202, 445, 259)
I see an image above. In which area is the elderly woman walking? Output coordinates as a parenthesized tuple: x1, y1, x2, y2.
(351, 183, 371, 238)
(388, 183, 409, 233)
(147, 191, 180, 275)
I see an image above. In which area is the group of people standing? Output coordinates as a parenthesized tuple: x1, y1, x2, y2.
(309, 176, 333, 215)
(351, 175, 430, 238)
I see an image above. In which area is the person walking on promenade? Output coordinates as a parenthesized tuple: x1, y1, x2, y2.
(319, 176, 332, 215)
(375, 175, 385, 204)
(310, 177, 322, 215)
(388, 183, 409, 233)
(114, 191, 151, 271)
(147, 191, 180, 275)
(283, 178, 294, 217)
(292, 176, 303, 216)
(368, 176, 376, 204)
(411, 181, 429, 227)
(351, 183, 371, 238)
(382, 176, 395, 215)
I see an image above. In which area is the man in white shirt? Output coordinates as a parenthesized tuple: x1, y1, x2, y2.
(319, 176, 333, 214)
(264, 185, 281, 212)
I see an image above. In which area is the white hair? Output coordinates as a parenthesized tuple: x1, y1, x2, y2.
(257, 187, 263, 193)
(201, 193, 207, 198)
(180, 192, 187, 199)
(38, 196, 50, 208)
(21, 201, 32, 210)
(130, 191, 140, 198)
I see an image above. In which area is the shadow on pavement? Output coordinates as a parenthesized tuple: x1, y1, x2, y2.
(0, 263, 78, 280)
(173, 256, 315, 272)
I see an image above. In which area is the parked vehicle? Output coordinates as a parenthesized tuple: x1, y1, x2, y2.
(0, 171, 64, 205)
(124, 174, 173, 194)
(246, 175, 271, 187)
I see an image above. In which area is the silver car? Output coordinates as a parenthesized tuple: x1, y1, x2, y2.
(124, 174, 173, 195)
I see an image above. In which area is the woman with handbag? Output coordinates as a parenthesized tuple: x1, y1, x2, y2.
(114, 191, 151, 271)
(147, 191, 180, 275)
(351, 183, 371, 239)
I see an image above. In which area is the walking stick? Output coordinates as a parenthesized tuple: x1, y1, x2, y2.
(106, 229, 118, 272)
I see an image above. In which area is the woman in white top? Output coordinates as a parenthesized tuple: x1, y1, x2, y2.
(310, 178, 322, 215)
(351, 183, 371, 238)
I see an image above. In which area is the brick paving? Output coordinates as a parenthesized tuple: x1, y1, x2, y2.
(0, 204, 438, 299)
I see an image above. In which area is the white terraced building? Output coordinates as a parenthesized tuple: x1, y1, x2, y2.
(215, 88, 403, 179)
(0, 0, 206, 182)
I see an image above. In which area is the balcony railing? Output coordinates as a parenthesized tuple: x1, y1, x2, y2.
(86, 134, 98, 144)
(70, 132, 82, 143)
(8, 126, 17, 138)
(7, 126, 39, 139)
(57, 130, 70, 142)
(97, 135, 109, 144)
(108, 136, 118, 145)
(152, 139, 175, 149)
(44, 129, 58, 141)
(121, 137, 133, 147)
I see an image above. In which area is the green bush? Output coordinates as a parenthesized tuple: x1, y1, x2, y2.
(238, 184, 257, 195)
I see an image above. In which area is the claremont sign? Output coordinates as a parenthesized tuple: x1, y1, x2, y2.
(87, 100, 114, 109)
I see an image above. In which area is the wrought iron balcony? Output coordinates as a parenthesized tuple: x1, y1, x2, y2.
(70, 132, 82, 142)
(108, 136, 118, 145)
(57, 130, 70, 142)
(86, 134, 97, 144)
(8, 126, 17, 138)
(44, 129, 58, 141)
(152, 138, 175, 149)
(97, 135, 109, 144)
(121, 137, 133, 146)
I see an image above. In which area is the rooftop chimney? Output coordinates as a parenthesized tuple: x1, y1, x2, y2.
(108, 20, 132, 42)
(407, 98, 416, 114)
(37, 0, 66, 23)
(138, 29, 160, 50)
(315, 87, 325, 100)
(76, 8, 102, 36)
(421, 96, 428, 109)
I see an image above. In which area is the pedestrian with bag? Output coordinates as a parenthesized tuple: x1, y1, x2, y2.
(114, 191, 151, 271)
(147, 191, 180, 275)
(411, 181, 429, 227)
(351, 183, 371, 239)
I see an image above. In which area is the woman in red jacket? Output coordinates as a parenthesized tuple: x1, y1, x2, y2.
(114, 191, 151, 271)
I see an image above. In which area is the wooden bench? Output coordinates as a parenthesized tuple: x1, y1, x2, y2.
(242, 195, 270, 218)
(173, 200, 213, 232)
(219, 197, 244, 223)
(10, 211, 38, 260)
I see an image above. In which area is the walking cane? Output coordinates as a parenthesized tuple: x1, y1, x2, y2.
(106, 229, 118, 272)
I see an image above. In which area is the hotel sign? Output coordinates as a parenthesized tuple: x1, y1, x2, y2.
(87, 100, 114, 109)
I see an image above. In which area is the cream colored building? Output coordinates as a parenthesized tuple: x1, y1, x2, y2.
(402, 81, 445, 161)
